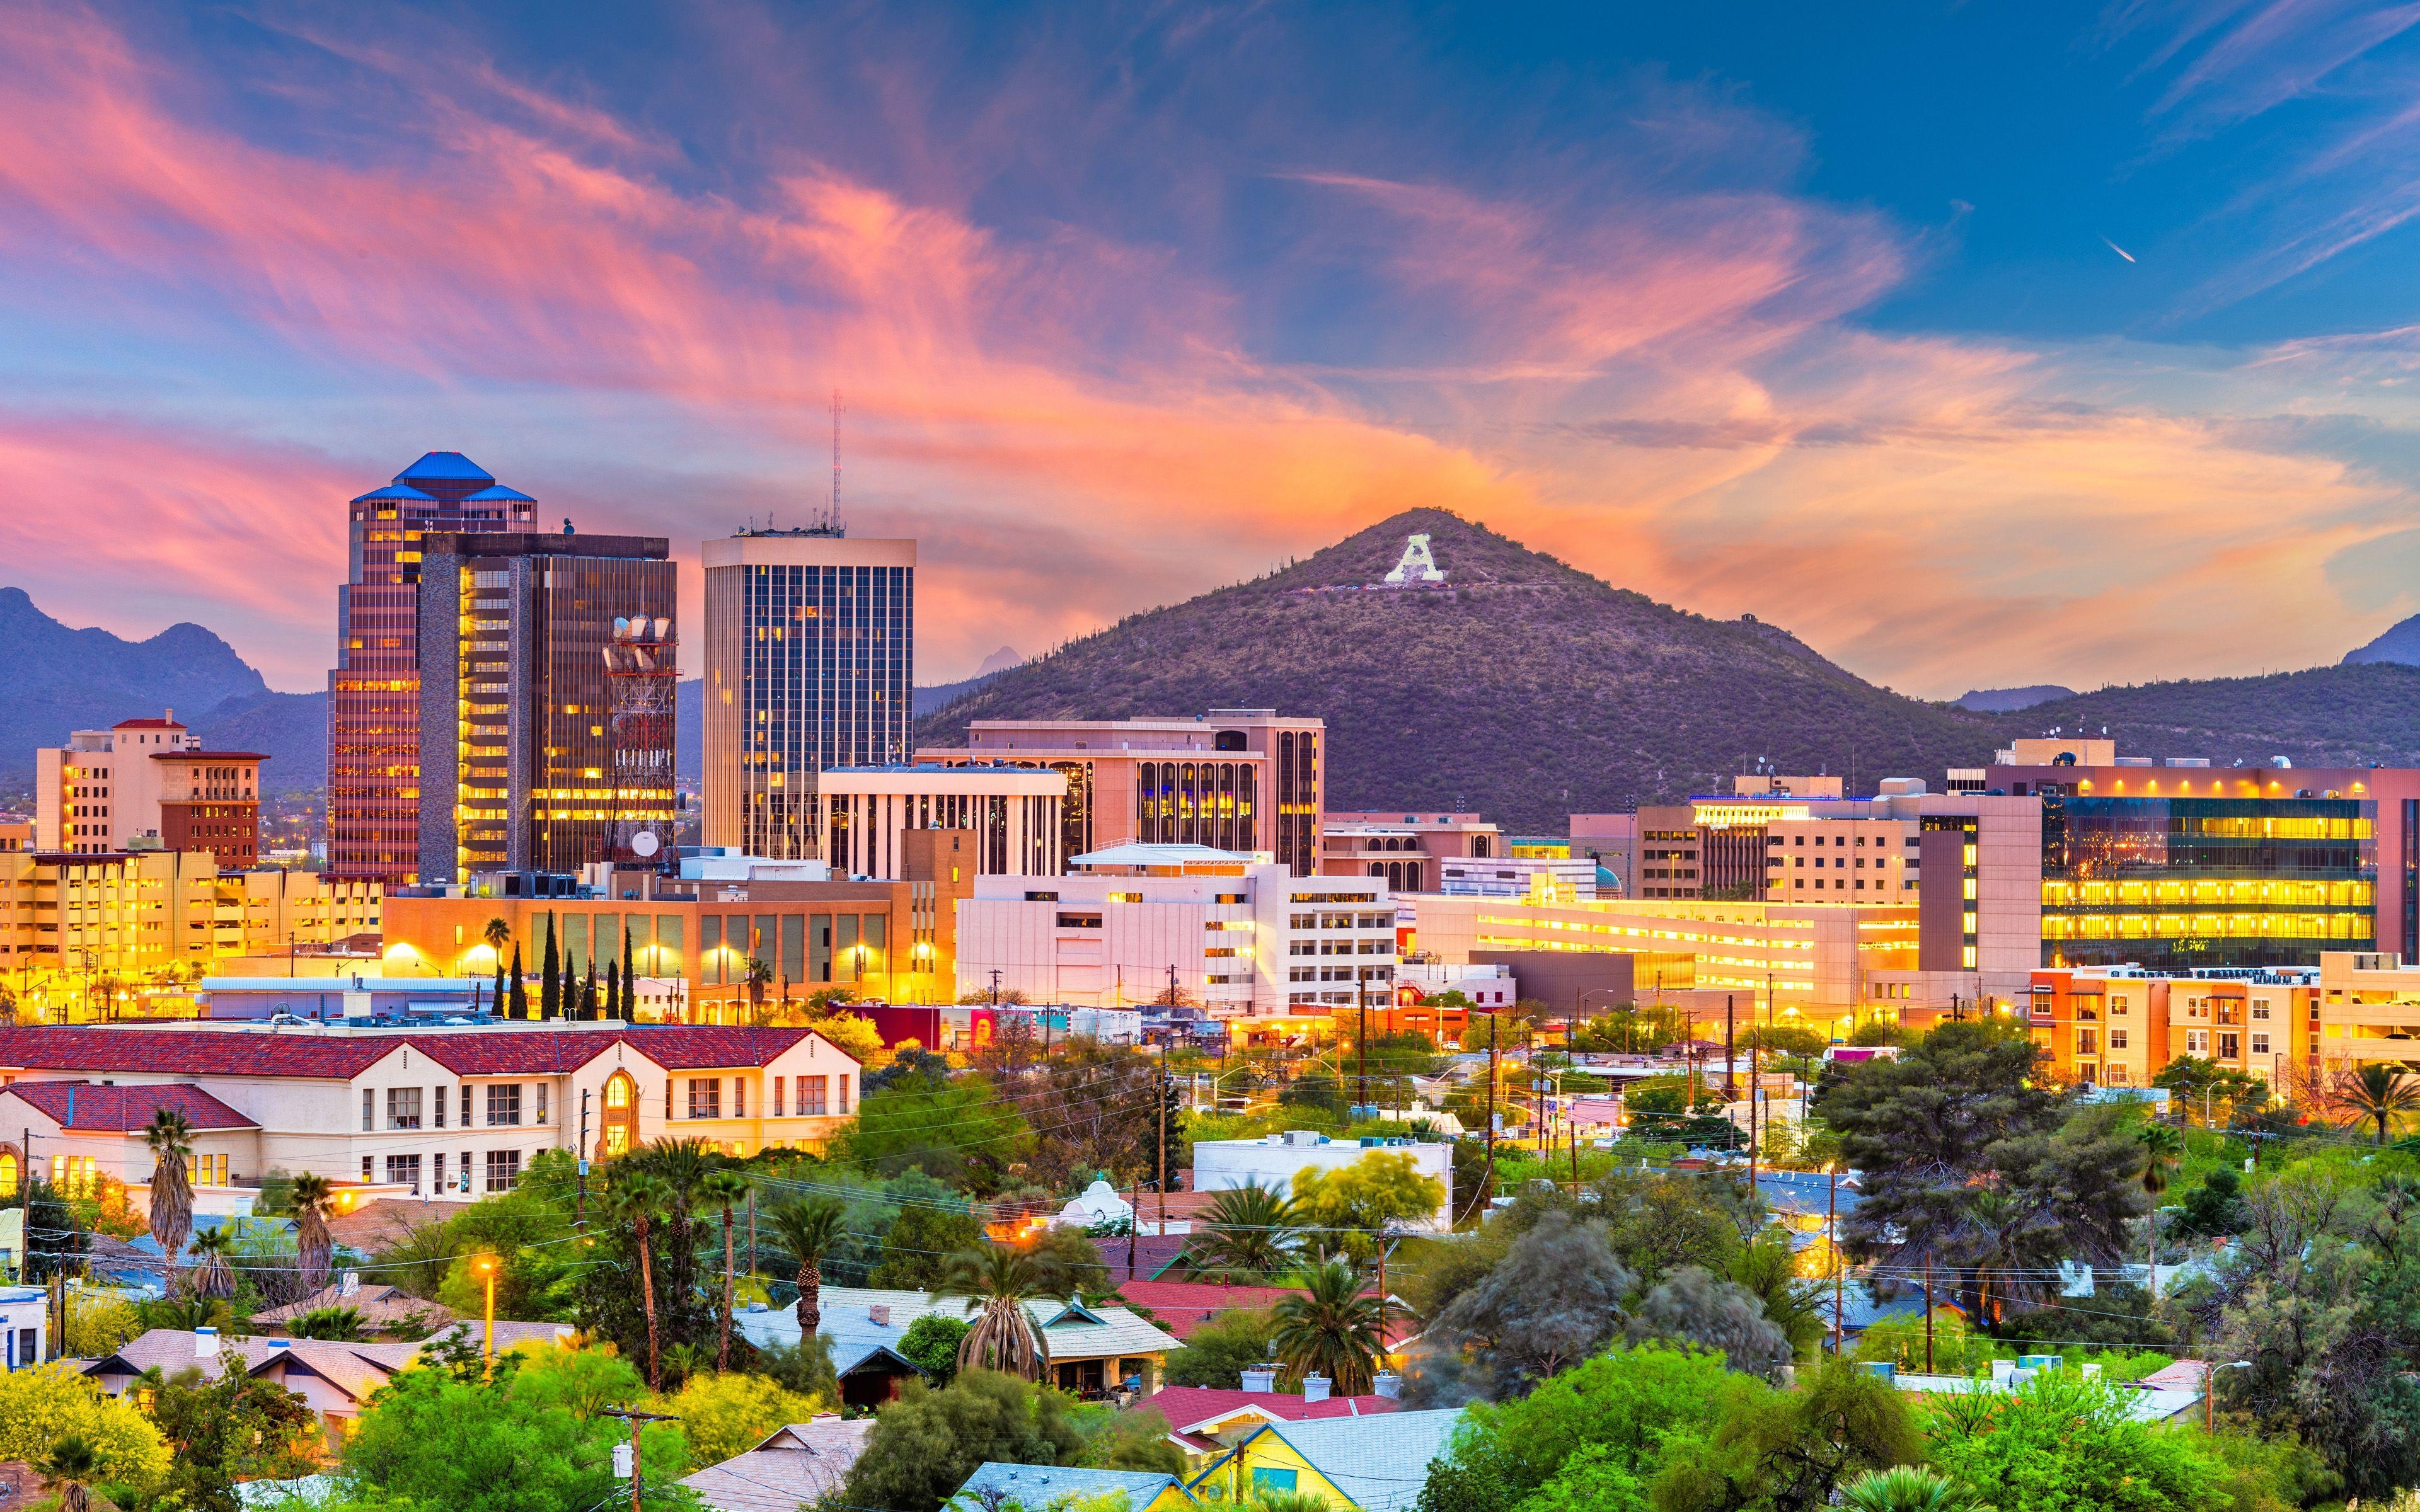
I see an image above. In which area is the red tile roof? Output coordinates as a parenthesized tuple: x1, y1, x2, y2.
(111, 718, 184, 729)
(1138, 1387, 1403, 1433)
(0, 1024, 849, 1082)
(1112, 1281, 1306, 1339)
(149, 750, 267, 762)
(0, 1081, 256, 1131)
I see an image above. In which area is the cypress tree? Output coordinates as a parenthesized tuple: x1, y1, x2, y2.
(622, 929, 638, 1022)
(582, 964, 597, 1019)
(507, 944, 526, 1020)
(539, 915, 560, 1021)
(491, 959, 505, 1016)
(603, 957, 620, 1023)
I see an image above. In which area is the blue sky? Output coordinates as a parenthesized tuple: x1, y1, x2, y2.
(4, 0, 2420, 697)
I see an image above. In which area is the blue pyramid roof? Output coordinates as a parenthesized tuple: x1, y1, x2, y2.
(351, 483, 439, 505)
(462, 484, 536, 503)
(396, 451, 495, 485)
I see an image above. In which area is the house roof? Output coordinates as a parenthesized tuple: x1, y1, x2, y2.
(0, 1024, 850, 1082)
(251, 1281, 459, 1331)
(738, 1288, 1181, 1363)
(960, 1464, 1190, 1508)
(1141, 1387, 1403, 1434)
(681, 1419, 873, 1512)
(324, 1198, 476, 1254)
(1096, 1234, 1191, 1285)
(1111, 1282, 1305, 1339)
(0, 1082, 258, 1132)
(1211, 1411, 1465, 1512)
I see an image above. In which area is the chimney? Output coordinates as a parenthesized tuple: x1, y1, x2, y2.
(194, 1326, 219, 1358)
(1371, 1372, 1402, 1399)
(867, 1304, 890, 1326)
(1301, 1374, 1331, 1403)
(1240, 1365, 1277, 1393)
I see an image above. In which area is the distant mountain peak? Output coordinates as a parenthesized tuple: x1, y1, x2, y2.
(2346, 614, 2420, 668)
(976, 644, 1023, 676)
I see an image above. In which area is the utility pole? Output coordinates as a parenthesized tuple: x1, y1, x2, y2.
(1155, 1062, 1169, 1240)
(747, 1189, 757, 1279)
(577, 1090, 591, 1227)
(1356, 973, 1368, 1118)
(603, 1406, 679, 1512)
(1828, 1163, 1841, 1355)
(1923, 1251, 1935, 1372)
(1484, 1019, 1499, 1208)
(1724, 994, 1736, 1099)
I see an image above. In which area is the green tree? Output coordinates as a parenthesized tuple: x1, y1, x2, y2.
(763, 1197, 847, 1339)
(622, 926, 638, 1022)
(0, 1361, 169, 1489)
(289, 1171, 335, 1293)
(1163, 1306, 1276, 1389)
(1627, 1266, 1792, 1382)
(1415, 1345, 1736, 1512)
(1291, 1150, 1446, 1263)
(341, 1345, 688, 1512)
(144, 1106, 195, 1284)
(1727, 1231, 1826, 1359)
(537, 914, 558, 1020)
(2333, 1061, 2420, 1145)
(1411, 1209, 1635, 1403)
(701, 1168, 751, 1371)
(1926, 1368, 2214, 1512)
(836, 1370, 1083, 1512)
(604, 955, 621, 1024)
(146, 1358, 319, 1511)
(609, 1171, 671, 1390)
(898, 1314, 971, 1387)
(653, 1369, 821, 1470)
(1270, 1257, 1393, 1396)
(2153, 1057, 2269, 1128)
(870, 1198, 986, 1289)
(938, 1245, 1056, 1381)
(845, 1070, 1034, 1193)
(1649, 1356, 1920, 1512)
(1599, 1169, 1751, 1285)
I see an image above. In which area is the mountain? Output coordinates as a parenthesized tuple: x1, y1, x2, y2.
(0, 587, 275, 784)
(912, 509, 2015, 826)
(2346, 614, 2420, 667)
(1957, 684, 2075, 713)
(1981, 664, 2420, 770)
(192, 689, 328, 793)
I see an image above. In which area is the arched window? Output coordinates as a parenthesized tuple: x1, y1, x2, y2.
(599, 1072, 640, 1158)
(0, 1150, 19, 1198)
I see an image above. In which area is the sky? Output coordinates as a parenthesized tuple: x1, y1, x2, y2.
(9, 1, 2420, 698)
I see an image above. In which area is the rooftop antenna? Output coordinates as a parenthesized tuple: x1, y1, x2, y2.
(829, 388, 844, 533)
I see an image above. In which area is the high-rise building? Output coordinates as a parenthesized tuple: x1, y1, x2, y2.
(918, 709, 1327, 876)
(328, 453, 536, 886)
(414, 528, 677, 885)
(34, 714, 267, 869)
(701, 530, 916, 859)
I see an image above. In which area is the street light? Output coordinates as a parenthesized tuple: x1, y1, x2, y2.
(2206, 1360, 2250, 1433)
(471, 1254, 498, 1366)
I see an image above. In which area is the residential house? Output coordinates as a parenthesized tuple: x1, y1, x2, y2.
(0, 1082, 261, 1216)
(681, 1418, 874, 1512)
(1137, 1386, 1403, 1469)
(738, 1286, 1182, 1400)
(251, 1280, 459, 1336)
(1187, 1409, 1466, 1512)
(957, 1463, 1196, 1512)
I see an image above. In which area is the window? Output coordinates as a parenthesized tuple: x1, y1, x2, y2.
(733, 1079, 746, 1118)
(434, 1087, 446, 1128)
(362, 1157, 373, 1181)
(361, 1089, 374, 1132)
(2186, 1029, 2208, 1055)
(2252, 1002, 2272, 1021)
(774, 1077, 785, 1117)
(2111, 997, 2129, 1016)
(802, 1075, 828, 1116)
(1056, 912, 1103, 929)
(2252, 1032, 2272, 1055)
(2220, 1032, 2240, 1060)
(386, 1154, 422, 1191)
(487, 1084, 522, 1127)
(689, 1079, 722, 1120)
(2109, 1028, 2129, 1050)
(839, 1076, 851, 1114)
(386, 1087, 422, 1131)
(485, 1149, 522, 1193)
(1252, 1470, 1299, 1494)
(536, 1084, 548, 1124)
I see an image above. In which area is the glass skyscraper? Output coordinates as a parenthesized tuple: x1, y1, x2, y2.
(701, 529, 915, 859)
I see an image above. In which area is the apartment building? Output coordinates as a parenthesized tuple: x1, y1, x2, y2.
(955, 844, 1393, 1014)
(919, 710, 1325, 876)
(1319, 811, 1501, 893)
(0, 1022, 861, 1198)
(2026, 966, 2315, 1091)
(35, 714, 266, 869)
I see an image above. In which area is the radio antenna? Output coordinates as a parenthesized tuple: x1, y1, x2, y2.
(829, 389, 844, 532)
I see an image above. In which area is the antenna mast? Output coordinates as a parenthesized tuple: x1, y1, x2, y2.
(829, 389, 844, 532)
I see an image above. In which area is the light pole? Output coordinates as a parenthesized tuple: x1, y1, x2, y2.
(472, 1254, 498, 1368)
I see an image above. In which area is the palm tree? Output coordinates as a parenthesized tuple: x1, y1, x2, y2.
(289, 1172, 335, 1294)
(187, 1226, 236, 1300)
(483, 916, 510, 1011)
(936, 1244, 1053, 1382)
(1271, 1257, 1392, 1397)
(2138, 1122, 2184, 1297)
(764, 1198, 846, 1338)
(1184, 1181, 1301, 1281)
(291, 1305, 366, 1341)
(143, 1107, 195, 1286)
(2338, 1062, 2420, 1145)
(41, 1433, 101, 1512)
(1836, 1465, 1989, 1512)
(701, 1168, 751, 1372)
(610, 1172, 671, 1390)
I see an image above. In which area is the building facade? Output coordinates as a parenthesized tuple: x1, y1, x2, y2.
(921, 711, 1326, 876)
(329, 453, 538, 886)
(1968, 742, 2416, 971)
(35, 716, 265, 869)
(954, 845, 1393, 1014)
(1319, 813, 1501, 893)
(701, 530, 916, 861)
(413, 529, 677, 885)
(816, 765, 1064, 879)
(2027, 965, 2319, 1092)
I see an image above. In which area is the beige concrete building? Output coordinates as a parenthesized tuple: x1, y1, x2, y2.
(703, 530, 916, 860)
(35, 714, 266, 869)
(815, 764, 1066, 879)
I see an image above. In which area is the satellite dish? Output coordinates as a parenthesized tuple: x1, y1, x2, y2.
(631, 831, 660, 858)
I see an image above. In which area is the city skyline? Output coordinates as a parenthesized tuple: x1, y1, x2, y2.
(12, 3, 2420, 699)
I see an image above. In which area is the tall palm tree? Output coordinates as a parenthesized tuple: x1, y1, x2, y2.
(1836, 1466, 1987, 1512)
(1270, 1257, 1392, 1397)
(289, 1172, 335, 1295)
(936, 1244, 1053, 1382)
(763, 1198, 846, 1339)
(1184, 1181, 1301, 1281)
(701, 1167, 751, 1372)
(483, 916, 510, 1011)
(610, 1172, 671, 1390)
(143, 1107, 195, 1286)
(41, 1434, 101, 1512)
(187, 1225, 236, 1300)
(2339, 1062, 2420, 1145)
(2138, 1121, 2185, 1297)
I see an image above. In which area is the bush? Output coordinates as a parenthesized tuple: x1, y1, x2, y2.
(1927, 1369, 2215, 1512)
(655, 1370, 823, 1470)
(836, 1370, 1083, 1512)
(1164, 1307, 1276, 1389)
(898, 1315, 971, 1388)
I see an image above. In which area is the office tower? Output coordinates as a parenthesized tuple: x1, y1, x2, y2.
(918, 709, 1326, 875)
(701, 529, 916, 859)
(33, 713, 267, 869)
(414, 527, 677, 885)
(328, 453, 536, 886)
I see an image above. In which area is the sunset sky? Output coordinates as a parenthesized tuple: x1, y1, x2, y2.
(8, 1, 2420, 696)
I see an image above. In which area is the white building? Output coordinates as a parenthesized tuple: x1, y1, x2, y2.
(816, 765, 1067, 879)
(954, 844, 1393, 1015)
(1192, 1131, 1453, 1229)
(1436, 856, 1598, 900)
(0, 1022, 862, 1206)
